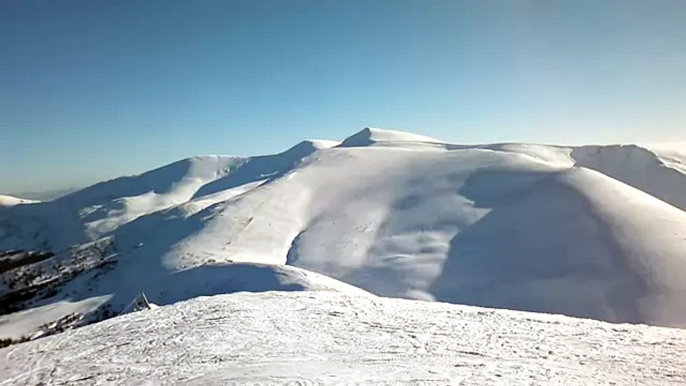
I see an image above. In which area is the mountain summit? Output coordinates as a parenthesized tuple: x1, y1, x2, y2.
(339, 127, 444, 147)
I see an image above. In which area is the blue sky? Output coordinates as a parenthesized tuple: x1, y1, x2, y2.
(1, 0, 685, 194)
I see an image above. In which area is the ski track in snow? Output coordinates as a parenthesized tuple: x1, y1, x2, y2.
(2, 292, 686, 385)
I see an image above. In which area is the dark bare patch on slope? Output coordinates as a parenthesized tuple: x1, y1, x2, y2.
(0, 250, 55, 274)
(0, 238, 117, 315)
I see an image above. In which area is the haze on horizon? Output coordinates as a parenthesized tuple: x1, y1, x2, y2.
(1, 0, 685, 195)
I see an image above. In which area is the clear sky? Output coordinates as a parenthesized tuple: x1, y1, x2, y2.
(1, 0, 685, 194)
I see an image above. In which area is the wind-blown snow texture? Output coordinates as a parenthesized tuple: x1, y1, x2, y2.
(2, 292, 685, 385)
(1, 128, 686, 342)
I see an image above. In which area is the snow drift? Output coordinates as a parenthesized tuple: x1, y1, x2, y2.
(1, 127, 686, 342)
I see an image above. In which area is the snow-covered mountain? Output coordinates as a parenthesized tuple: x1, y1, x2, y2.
(483, 143, 686, 211)
(1, 128, 686, 343)
(2, 292, 685, 384)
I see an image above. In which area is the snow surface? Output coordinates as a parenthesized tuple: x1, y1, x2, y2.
(0, 195, 37, 207)
(484, 142, 686, 211)
(0, 139, 334, 251)
(0, 295, 111, 340)
(0, 262, 370, 340)
(2, 292, 685, 385)
(1, 128, 686, 344)
(339, 127, 445, 148)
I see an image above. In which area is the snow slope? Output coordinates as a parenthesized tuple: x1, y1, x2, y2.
(0, 195, 37, 207)
(1, 127, 685, 342)
(0, 140, 335, 252)
(483, 143, 686, 211)
(339, 127, 444, 148)
(0, 295, 112, 341)
(2, 292, 685, 385)
(0, 262, 370, 340)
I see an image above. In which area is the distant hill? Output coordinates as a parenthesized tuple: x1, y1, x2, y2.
(0, 194, 38, 207)
(9, 187, 80, 202)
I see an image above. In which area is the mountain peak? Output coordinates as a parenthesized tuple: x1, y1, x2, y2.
(339, 127, 444, 147)
(282, 139, 339, 156)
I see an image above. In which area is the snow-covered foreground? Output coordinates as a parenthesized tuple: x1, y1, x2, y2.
(2, 291, 685, 385)
(0, 262, 370, 341)
(1, 128, 686, 343)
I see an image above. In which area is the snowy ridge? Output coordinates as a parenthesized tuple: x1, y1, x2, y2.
(0, 261, 370, 341)
(572, 145, 686, 211)
(339, 127, 444, 147)
(482, 142, 686, 211)
(1, 128, 685, 343)
(2, 292, 685, 384)
(0, 140, 331, 252)
(0, 195, 37, 207)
